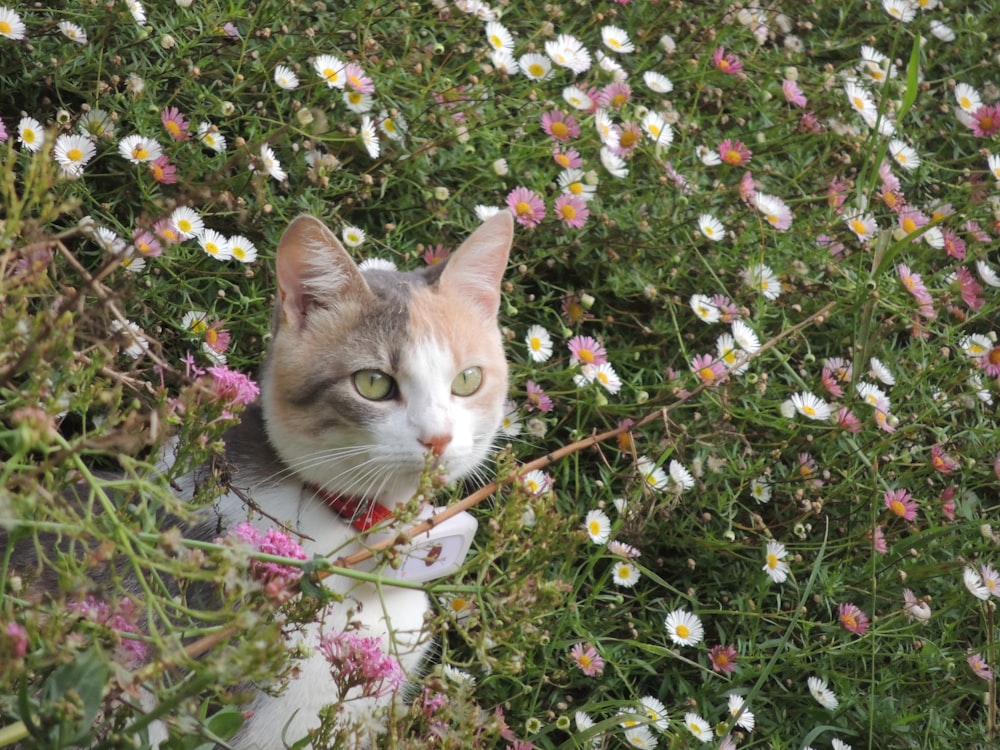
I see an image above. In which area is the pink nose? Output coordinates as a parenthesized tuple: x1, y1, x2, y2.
(420, 434, 452, 457)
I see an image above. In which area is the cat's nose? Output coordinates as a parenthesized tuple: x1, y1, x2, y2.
(420, 434, 452, 457)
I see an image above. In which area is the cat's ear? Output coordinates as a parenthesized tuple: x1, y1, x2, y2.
(275, 214, 369, 329)
(439, 211, 513, 317)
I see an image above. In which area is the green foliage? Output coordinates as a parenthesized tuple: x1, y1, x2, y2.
(2, 1, 1000, 749)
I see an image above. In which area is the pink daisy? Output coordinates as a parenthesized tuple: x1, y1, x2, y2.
(422, 244, 450, 265)
(343, 61, 375, 94)
(598, 81, 632, 109)
(968, 103, 1000, 137)
(838, 602, 869, 636)
(554, 194, 589, 229)
(506, 186, 546, 227)
(930, 444, 959, 474)
(713, 47, 743, 75)
(955, 267, 984, 311)
(525, 380, 553, 412)
(898, 208, 929, 240)
(718, 139, 752, 166)
(941, 228, 966, 260)
(870, 525, 888, 554)
(782, 79, 807, 107)
(969, 652, 993, 681)
(569, 643, 604, 677)
(708, 644, 738, 674)
(980, 345, 1000, 378)
(897, 264, 933, 305)
(836, 407, 862, 433)
(132, 229, 162, 257)
(884, 488, 917, 521)
(691, 352, 726, 384)
(541, 110, 579, 142)
(568, 335, 607, 366)
(553, 147, 583, 169)
(149, 155, 177, 184)
(161, 106, 190, 141)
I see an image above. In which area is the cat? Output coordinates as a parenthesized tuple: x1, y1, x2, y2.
(2, 210, 513, 749)
(194, 210, 513, 748)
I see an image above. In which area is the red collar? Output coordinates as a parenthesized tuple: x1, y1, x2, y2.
(310, 486, 394, 532)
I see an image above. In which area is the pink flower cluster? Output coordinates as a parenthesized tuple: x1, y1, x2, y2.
(318, 630, 405, 699)
(228, 522, 306, 594)
(68, 595, 148, 662)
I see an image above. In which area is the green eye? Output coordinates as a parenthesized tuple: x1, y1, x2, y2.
(452, 366, 483, 396)
(353, 369, 397, 400)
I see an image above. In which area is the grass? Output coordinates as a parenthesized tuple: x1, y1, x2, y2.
(2, 0, 1000, 748)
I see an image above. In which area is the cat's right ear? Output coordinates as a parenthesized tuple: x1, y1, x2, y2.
(275, 215, 368, 329)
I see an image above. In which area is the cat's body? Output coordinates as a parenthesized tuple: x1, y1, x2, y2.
(5, 212, 513, 749)
(198, 211, 513, 747)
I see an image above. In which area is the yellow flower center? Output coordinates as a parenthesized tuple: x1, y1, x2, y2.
(560, 204, 577, 221)
(767, 554, 779, 569)
(802, 404, 817, 416)
(232, 246, 246, 260)
(67, 148, 84, 162)
(132, 145, 148, 160)
(515, 200, 532, 217)
(675, 624, 690, 639)
(166, 121, 181, 137)
(577, 348, 595, 364)
(323, 68, 340, 84)
(851, 219, 867, 234)
(588, 520, 601, 536)
(0, 21, 11, 34)
(852, 96, 865, 111)
(528, 63, 545, 77)
(902, 217, 917, 234)
(550, 121, 569, 139)
(724, 149, 743, 164)
(23, 129, 36, 143)
(698, 367, 716, 382)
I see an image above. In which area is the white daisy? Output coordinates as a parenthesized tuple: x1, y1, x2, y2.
(697, 214, 725, 241)
(856, 381, 889, 408)
(199, 229, 232, 261)
(125, 0, 147, 26)
(750, 476, 772, 504)
(643, 71, 673, 94)
(641, 111, 673, 148)
(273, 64, 299, 90)
(637, 455, 669, 492)
(869, 357, 896, 385)
(929, 19, 955, 41)
(697, 144, 722, 166)
(668, 460, 695, 492)
(93, 226, 126, 255)
(593, 362, 622, 394)
(0, 6, 26, 39)
(832, 739, 853, 750)
(732, 320, 761, 353)
(484, 21, 513, 52)
(197, 122, 227, 153)
(525, 325, 554, 362)
(343, 90, 374, 114)
(888, 139, 920, 170)
(717, 333, 749, 374)
(601, 25, 635, 54)
(611, 560, 641, 588)
(727, 694, 755, 732)
(960, 333, 993, 358)
(53, 133, 96, 176)
(690, 293, 720, 323)
(858, 45, 895, 83)
(976, 259, 1000, 287)
(963, 566, 991, 601)
(258, 144, 286, 181)
(558, 168, 598, 202)
(790, 391, 832, 421)
(228, 235, 258, 263)
(117, 134, 162, 164)
(521, 469, 550, 495)
(110, 318, 149, 359)
(360, 115, 379, 158)
(170, 206, 204, 239)
(313, 53, 346, 88)
(623, 725, 656, 749)
(120, 252, 146, 274)
(664, 609, 704, 646)
(594, 109, 619, 147)
(845, 81, 877, 120)
(763, 540, 790, 583)
(881, 0, 916, 22)
(341, 225, 366, 247)
(500, 400, 521, 437)
(745, 263, 782, 300)
(639, 696, 669, 732)
(17, 116, 45, 152)
(490, 49, 518, 75)
(845, 210, 878, 242)
(584, 508, 611, 544)
(574, 711, 601, 749)
(518, 53, 552, 81)
(599, 147, 628, 179)
(58, 21, 88, 44)
(78, 109, 115, 139)
(682, 711, 712, 742)
(562, 85, 594, 111)
(379, 110, 407, 142)
(807, 676, 839, 709)
(544, 33, 591, 75)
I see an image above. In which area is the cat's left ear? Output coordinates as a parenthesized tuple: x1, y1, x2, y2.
(439, 211, 513, 317)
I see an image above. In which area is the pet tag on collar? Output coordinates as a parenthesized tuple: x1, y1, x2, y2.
(380, 509, 478, 584)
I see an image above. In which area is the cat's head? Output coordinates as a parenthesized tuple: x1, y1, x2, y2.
(260, 212, 513, 506)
